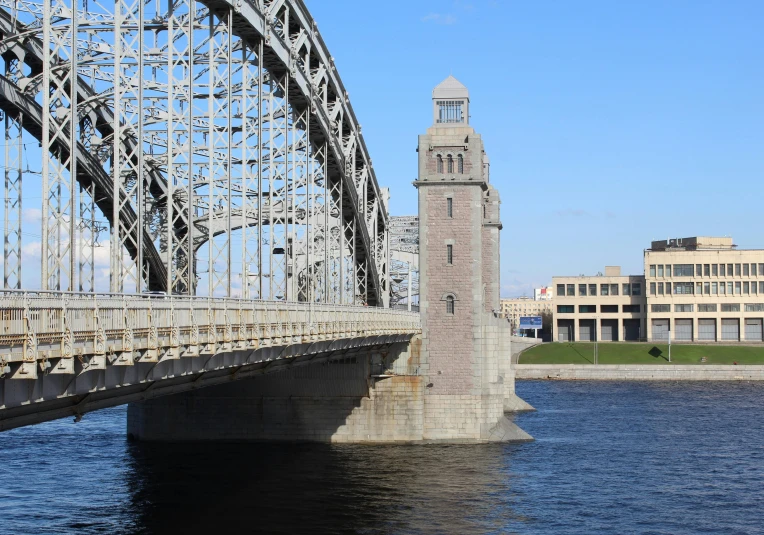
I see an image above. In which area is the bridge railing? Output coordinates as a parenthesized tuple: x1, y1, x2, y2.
(0, 290, 421, 379)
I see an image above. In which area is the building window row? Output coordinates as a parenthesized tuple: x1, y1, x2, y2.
(436, 154, 464, 174)
(557, 305, 641, 314)
(560, 283, 641, 297)
(651, 303, 750, 313)
(649, 263, 764, 278)
(650, 280, 764, 296)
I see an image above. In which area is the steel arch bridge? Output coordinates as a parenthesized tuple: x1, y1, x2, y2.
(0, 0, 389, 306)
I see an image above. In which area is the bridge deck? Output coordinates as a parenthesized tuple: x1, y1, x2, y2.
(0, 291, 420, 431)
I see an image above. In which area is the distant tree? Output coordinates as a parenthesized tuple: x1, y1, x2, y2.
(539, 310, 553, 342)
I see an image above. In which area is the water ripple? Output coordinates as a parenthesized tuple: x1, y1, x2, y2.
(0, 381, 762, 534)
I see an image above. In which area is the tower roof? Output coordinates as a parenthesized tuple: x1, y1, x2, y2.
(432, 75, 469, 100)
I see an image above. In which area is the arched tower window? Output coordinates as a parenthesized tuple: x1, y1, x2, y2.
(447, 155, 453, 173)
(458, 154, 464, 174)
(437, 155, 443, 173)
(446, 295, 455, 315)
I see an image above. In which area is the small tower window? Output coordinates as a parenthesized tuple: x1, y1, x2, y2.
(447, 155, 453, 173)
(437, 100, 464, 124)
(458, 154, 464, 174)
(437, 155, 443, 174)
(446, 295, 455, 315)
(447, 197, 453, 218)
(447, 244, 453, 265)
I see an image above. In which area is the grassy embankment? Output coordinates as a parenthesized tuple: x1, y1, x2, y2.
(519, 343, 764, 365)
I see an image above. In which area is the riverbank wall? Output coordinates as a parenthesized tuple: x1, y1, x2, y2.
(515, 364, 764, 381)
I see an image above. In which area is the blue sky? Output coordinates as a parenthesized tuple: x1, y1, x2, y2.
(305, 0, 764, 297)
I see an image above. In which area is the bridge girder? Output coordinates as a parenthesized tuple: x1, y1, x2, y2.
(0, 0, 389, 305)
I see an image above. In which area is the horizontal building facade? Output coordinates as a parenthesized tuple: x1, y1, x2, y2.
(500, 297, 553, 332)
(644, 237, 764, 342)
(552, 266, 646, 342)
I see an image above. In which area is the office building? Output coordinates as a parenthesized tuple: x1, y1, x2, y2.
(645, 237, 764, 342)
(552, 266, 646, 342)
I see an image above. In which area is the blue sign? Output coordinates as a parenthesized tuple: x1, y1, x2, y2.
(519, 316, 542, 330)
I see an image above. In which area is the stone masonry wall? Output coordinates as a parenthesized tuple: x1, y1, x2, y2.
(421, 184, 479, 396)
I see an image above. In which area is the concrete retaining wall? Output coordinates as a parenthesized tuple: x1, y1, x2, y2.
(515, 364, 764, 381)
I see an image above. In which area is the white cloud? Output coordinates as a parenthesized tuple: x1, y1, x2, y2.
(21, 241, 42, 259)
(92, 240, 111, 267)
(422, 13, 457, 25)
(22, 208, 42, 224)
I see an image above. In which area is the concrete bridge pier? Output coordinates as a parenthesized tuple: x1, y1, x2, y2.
(127, 333, 530, 443)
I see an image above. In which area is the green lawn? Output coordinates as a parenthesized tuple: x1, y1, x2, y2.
(518, 342, 764, 365)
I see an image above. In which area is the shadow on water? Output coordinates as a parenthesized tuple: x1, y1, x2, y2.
(125, 441, 529, 535)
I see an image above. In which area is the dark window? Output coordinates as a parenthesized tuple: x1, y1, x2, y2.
(666, 282, 672, 294)
(600, 284, 609, 296)
(728, 263, 734, 276)
(735, 264, 741, 276)
(579, 305, 596, 313)
(447, 198, 453, 218)
(447, 244, 453, 265)
(622, 283, 630, 295)
(744, 281, 750, 294)
(720, 264, 726, 276)
(557, 305, 574, 313)
(632, 283, 641, 296)
(704, 264, 710, 277)
(557, 284, 565, 296)
(752, 264, 757, 276)
(610, 284, 619, 296)
(579, 284, 587, 296)
(721, 303, 740, 312)
(600, 305, 618, 313)
(567, 284, 575, 296)
(674, 282, 693, 294)
(651, 304, 670, 312)
(623, 304, 641, 313)
(666, 265, 672, 277)
(446, 295, 455, 314)
(650, 282, 656, 295)
(696, 264, 702, 276)
(745, 303, 764, 312)
(698, 304, 717, 312)
(674, 264, 693, 277)
(674, 304, 694, 312)
(458, 154, 464, 174)
(447, 155, 454, 173)
(743, 264, 749, 276)
(589, 284, 597, 295)
(704, 282, 710, 294)
(437, 155, 443, 173)
(712, 264, 718, 276)
(658, 282, 664, 295)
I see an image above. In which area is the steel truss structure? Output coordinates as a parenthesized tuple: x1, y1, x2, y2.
(389, 215, 419, 309)
(0, 0, 389, 305)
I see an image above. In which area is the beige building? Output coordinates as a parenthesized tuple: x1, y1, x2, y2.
(644, 237, 764, 342)
(552, 266, 646, 342)
(500, 297, 553, 331)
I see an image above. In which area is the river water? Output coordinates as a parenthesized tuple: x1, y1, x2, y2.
(1, 381, 762, 534)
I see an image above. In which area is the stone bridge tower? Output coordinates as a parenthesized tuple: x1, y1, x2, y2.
(415, 76, 531, 442)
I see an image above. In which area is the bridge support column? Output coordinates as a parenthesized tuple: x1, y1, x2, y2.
(413, 76, 532, 443)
